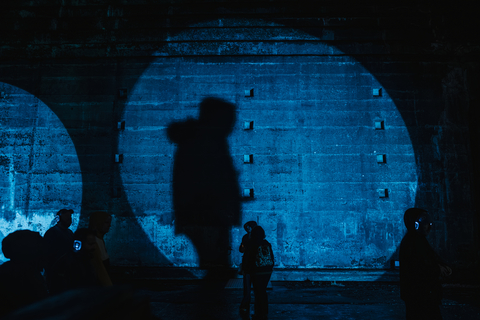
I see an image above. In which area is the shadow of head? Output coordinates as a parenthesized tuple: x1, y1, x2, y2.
(198, 97, 236, 136)
(167, 97, 237, 144)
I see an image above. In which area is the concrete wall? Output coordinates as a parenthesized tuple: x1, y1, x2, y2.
(0, 82, 83, 261)
(0, 1, 478, 271)
(118, 49, 417, 268)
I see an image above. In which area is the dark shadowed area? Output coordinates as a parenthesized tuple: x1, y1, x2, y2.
(167, 97, 241, 272)
(0, 0, 479, 318)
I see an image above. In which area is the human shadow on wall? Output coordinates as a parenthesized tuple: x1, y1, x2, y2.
(167, 97, 241, 278)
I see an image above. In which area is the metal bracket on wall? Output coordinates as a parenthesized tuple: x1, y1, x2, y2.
(243, 121, 254, 130)
(244, 89, 254, 97)
(244, 154, 253, 163)
(243, 188, 254, 198)
(117, 121, 125, 130)
(374, 120, 384, 130)
(114, 154, 124, 163)
(378, 189, 388, 198)
(376, 154, 386, 163)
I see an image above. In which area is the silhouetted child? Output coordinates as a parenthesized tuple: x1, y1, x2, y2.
(0, 230, 48, 317)
(400, 208, 452, 320)
(44, 208, 74, 294)
(239, 220, 257, 316)
(243, 226, 274, 320)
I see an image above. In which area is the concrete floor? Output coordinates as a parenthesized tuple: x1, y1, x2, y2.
(126, 279, 480, 320)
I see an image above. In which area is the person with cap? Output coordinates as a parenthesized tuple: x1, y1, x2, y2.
(44, 208, 75, 294)
(239, 220, 257, 316)
(399, 208, 452, 320)
(0, 230, 48, 317)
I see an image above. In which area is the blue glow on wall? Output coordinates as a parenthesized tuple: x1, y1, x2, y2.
(0, 82, 82, 262)
(117, 19, 418, 268)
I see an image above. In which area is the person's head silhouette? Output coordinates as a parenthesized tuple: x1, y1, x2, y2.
(1, 230, 46, 269)
(404, 208, 432, 235)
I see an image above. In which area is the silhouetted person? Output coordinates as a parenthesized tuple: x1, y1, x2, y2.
(0, 230, 48, 317)
(167, 97, 241, 272)
(239, 220, 257, 316)
(68, 228, 112, 288)
(89, 211, 112, 271)
(400, 208, 452, 320)
(243, 226, 274, 320)
(44, 208, 74, 294)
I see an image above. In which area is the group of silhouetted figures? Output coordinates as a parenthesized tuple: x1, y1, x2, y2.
(237, 208, 452, 320)
(0, 207, 452, 320)
(0, 209, 117, 318)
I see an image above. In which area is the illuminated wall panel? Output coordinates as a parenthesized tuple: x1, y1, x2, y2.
(0, 83, 82, 262)
(117, 20, 417, 268)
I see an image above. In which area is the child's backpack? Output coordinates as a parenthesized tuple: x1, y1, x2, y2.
(255, 241, 274, 268)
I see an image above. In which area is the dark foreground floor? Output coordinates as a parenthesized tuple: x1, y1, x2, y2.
(126, 279, 480, 320)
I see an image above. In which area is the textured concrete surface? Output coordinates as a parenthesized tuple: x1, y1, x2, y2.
(116, 52, 418, 269)
(0, 1, 479, 272)
(124, 279, 480, 320)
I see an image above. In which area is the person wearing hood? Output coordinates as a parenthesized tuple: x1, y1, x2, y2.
(167, 97, 241, 271)
(239, 220, 257, 316)
(399, 208, 452, 320)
